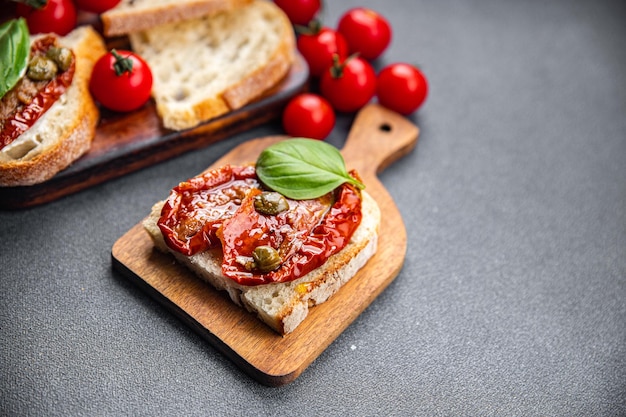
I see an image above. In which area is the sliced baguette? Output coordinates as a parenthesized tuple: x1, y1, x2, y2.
(0, 25, 106, 187)
(143, 190, 380, 335)
(101, 0, 254, 37)
(128, 0, 295, 131)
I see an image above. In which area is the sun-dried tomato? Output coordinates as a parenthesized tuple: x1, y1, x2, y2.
(158, 165, 363, 285)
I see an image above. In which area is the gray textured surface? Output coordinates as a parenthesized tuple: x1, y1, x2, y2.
(1, 0, 625, 415)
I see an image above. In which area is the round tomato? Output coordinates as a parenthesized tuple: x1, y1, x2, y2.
(297, 25, 348, 78)
(377, 63, 428, 115)
(274, 0, 321, 26)
(89, 49, 153, 112)
(320, 55, 376, 113)
(74, 0, 122, 14)
(16, 0, 77, 36)
(282, 93, 335, 140)
(337, 8, 392, 61)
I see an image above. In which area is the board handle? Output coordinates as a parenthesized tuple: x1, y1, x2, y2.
(341, 104, 419, 176)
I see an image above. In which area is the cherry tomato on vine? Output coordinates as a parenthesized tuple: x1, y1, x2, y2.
(376, 63, 428, 115)
(282, 93, 335, 140)
(16, 0, 77, 36)
(337, 8, 392, 61)
(89, 49, 153, 113)
(274, 0, 321, 26)
(74, 0, 122, 14)
(320, 55, 377, 113)
(297, 24, 348, 78)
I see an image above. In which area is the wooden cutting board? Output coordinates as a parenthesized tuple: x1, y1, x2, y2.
(0, 52, 308, 209)
(112, 104, 419, 386)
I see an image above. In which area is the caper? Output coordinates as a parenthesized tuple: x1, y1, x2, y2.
(27, 56, 58, 81)
(46, 47, 72, 72)
(254, 192, 289, 215)
(252, 246, 282, 273)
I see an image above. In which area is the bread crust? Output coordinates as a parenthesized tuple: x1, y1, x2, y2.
(143, 189, 381, 335)
(129, 0, 295, 131)
(0, 26, 106, 187)
(102, 0, 254, 37)
(222, 33, 295, 110)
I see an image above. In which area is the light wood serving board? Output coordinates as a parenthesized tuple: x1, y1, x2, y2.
(112, 104, 419, 386)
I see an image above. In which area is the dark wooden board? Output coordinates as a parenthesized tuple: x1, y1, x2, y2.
(0, 53, 308, 209)
(111, 104, 419, 386)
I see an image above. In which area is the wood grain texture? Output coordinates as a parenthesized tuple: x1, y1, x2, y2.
(111, 104, 419, 386)
(0, 53, 308, 210)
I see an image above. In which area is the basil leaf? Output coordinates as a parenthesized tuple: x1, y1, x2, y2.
(256, 138, 365, 200)
(0, 18, 30, 99)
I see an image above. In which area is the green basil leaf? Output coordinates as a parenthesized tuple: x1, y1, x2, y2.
(256, 138, 365, 200)
(0, 18, 30, 99)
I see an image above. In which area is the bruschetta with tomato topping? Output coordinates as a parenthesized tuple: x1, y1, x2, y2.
(0, 22, 106, 187)
(142, 162, 380, 335)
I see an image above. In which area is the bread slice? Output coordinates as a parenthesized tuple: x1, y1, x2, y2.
(0, 26, 106, 187)
(101, 0, 254, 37)
(143, 190, 380, 335)
(128, 0, 295, 131)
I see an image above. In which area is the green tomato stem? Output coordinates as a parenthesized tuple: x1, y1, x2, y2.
(111, 49, 134, 76)
(11, 0, 47, 8)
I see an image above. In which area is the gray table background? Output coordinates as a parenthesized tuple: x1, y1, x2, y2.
(2, 0, 625, 415)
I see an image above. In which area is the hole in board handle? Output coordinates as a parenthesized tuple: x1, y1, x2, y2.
(379, 123, 392, 132)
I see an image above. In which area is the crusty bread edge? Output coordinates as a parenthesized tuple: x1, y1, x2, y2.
(166, 35, 295, 131)
(142, 191, 380, 335)
(0, 26, 106, 187)
(258, 223, 379, 334)
(128, 0, 296, 131)
(221, 8, 295, 110)
(102, 0, 254, 37)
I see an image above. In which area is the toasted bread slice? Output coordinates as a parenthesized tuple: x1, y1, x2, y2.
(142, 190, 380, 335)
(128, 0, 295, 131)
(101, 0, 254, 37)
(0, 26, 106, 187)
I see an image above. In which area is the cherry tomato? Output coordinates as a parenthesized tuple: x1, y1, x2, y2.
(74, 0, 122, 14)
(297, 25, 348, 78)
(337, 8, 392, 61)
(89, 49, 153, 113)
(377, 63, 428, 115)
(16, 0, 77, 36)
(282, 93, 335, 140)
(274, 0, 321, 26)
(320, 55, 377, 113)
